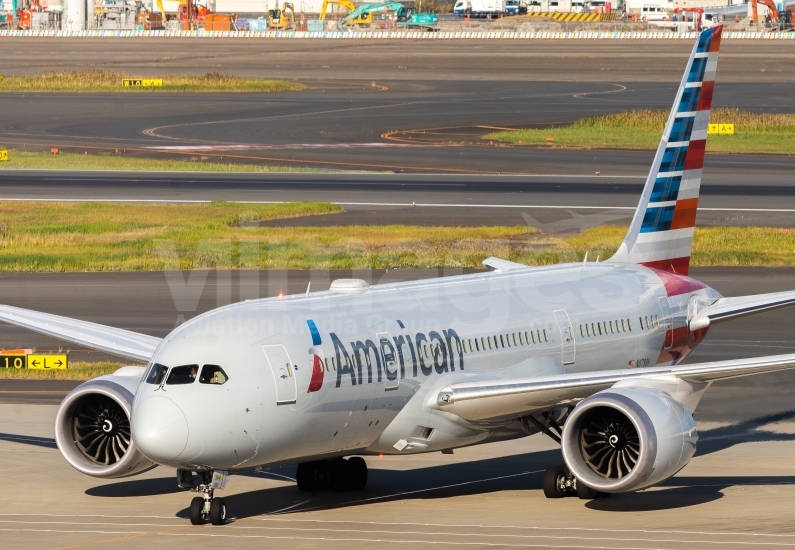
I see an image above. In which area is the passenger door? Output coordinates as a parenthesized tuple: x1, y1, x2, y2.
(553, 309, 576, 365)
(263, 344, 297, 404)
(658, 296, 673, 349)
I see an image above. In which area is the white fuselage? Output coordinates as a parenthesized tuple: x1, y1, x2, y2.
(130, 262, 720, 471)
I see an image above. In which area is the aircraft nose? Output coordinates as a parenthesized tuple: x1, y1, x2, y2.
(131, 396, 188, 463)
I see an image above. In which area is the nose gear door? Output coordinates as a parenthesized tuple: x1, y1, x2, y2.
(553, 309, 575, 365)
(263, 344, 297, 404)
(376, 331, 399, 390)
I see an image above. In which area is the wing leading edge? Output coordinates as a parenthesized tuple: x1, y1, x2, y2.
(689, 289, 795, 330)
(0, 305, 161, 362)
(434, 353, 795, 422)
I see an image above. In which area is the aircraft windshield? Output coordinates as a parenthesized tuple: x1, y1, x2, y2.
(145, 363, 169, 385)
(200, 364, 228, 385)
(166, 364, 199, 385)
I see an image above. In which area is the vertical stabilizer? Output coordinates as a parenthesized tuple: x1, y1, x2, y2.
(609, 26, 722, 276)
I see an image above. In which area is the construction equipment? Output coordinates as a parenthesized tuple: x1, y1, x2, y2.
(337, 2, 438, 30)
(267, 1, 294, 29)
(751, 0, 793, 28)
(320, 0, 372, 26)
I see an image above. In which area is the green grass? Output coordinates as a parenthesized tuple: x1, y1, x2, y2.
(0, 151, 339, 173)
(0, 71, 304, 93)
(489, 109, 795, 155)
(0, 201, 793, 271)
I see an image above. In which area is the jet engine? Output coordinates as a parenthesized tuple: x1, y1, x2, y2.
(54, 370, 156, 478)
(561, 387, 697, 493)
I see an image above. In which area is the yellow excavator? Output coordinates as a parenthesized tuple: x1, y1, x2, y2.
(320, 0, 373, 27)
(268, 1, 295, 29)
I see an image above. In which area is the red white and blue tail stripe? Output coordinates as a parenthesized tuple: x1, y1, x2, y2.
(610, 26, 722, 276)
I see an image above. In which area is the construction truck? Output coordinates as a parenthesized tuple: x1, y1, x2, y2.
(320, 0, 373, 27)
(267, 1, 294, 28)
(338, 2, 438, 30)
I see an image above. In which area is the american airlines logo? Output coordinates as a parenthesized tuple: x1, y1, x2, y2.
(326, 327, 465, 388)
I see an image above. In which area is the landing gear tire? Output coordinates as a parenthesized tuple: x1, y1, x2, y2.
(543, 465, 567, 499)
(210, 497, 227, 525)
(189, 496, 206, 525)
(296, 461, 319, 492)
(576, 481, 601, 500)
(329, 458, 350, 491)
(347, 457, 368, 491)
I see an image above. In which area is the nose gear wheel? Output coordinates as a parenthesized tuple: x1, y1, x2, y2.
(580, 408, 640, 479)
(72, 394, 130, 466)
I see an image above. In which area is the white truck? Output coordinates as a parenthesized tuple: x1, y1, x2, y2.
(454, 0, 507, 17)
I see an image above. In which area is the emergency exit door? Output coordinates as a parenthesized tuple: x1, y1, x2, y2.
(263, 344, 297, 404)
(553, 309, 576, 365)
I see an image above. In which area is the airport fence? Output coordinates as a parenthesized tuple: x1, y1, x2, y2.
(0, 30, 794, 39)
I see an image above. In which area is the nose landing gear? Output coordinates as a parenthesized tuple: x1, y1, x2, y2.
(179, 469, 228, 526)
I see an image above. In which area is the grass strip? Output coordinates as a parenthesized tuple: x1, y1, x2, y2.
(0, 361, 132, 380)
(0, 70, 303, 93)
(489, 108, 795, 155)
(0, 151, 338, 173)
(0, 201, 793, 270)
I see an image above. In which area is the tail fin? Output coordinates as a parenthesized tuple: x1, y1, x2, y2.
(609, 26, 722, 276)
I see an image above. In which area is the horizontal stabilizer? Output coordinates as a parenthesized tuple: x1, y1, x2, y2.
(482, 257, 527, 272)
(0, 305, 161, 362)
(690, 289, 795, 330)
(435, 353, 795, 421)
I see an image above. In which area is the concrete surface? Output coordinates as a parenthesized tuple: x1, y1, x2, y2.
(1, 401, 794, 549)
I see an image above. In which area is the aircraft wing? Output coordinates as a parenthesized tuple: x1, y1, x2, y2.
(482, 257, 527, 272)
(690, 290, 795, 330)
(434, 353, 795, 421)
(0, 305, 161, 362)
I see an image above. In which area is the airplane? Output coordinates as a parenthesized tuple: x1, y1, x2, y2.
(3, 25, 795, 527)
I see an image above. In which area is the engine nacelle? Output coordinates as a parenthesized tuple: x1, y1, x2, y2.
(561, 387, 697, 493)
(55, 368, 156, 478)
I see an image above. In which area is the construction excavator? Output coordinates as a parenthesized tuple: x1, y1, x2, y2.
(267, 1, 294, 28)
(320, 0, 373, 27)
(328, 1, 438, 30)
(751, 0, 793, 29)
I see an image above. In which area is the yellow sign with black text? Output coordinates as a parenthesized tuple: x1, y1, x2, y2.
(1, 354, 27, 369)
(27, 354, 68, 370)
(708, 124, 734, 135)
(0, 149, 8, 162)
(122, 79, 163, 87)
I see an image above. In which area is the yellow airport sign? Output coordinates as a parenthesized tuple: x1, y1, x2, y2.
(708, 123, 734, 135)
(122, 79, 163, 87)
(0, 149, 8, 162)
(1, 354, 27, 369)
(27, 354, 68, 370)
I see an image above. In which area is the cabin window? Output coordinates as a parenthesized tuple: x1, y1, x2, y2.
(519, 332, 524, 345)
(639, 317, 644, 330)
(591, 323, 596, 336)
(579, 325, 584, 337)
(500, 335, 505, 348)
(543, 329, 548, 342)
(609, 320, 614, 333)
(199, 364, 228, 385)
(627, 319, 632, 331)
(598, 323, 603, 336)
(423, 345, 429, 358)
(621, 319, 626, 332)
(655, 315, 660, 327)
(585, 324, 591, 337)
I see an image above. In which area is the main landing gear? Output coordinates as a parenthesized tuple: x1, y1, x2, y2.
(296, 457, 368, 492)
(521, 410, 609, 501)
(179, 469, 228, 526)
(543, 465, 609, 500)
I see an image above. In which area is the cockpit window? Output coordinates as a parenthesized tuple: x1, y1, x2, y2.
(166, 364, 199, 385)
(145, 363, 169, 385)
(199, 364, 228, 385)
